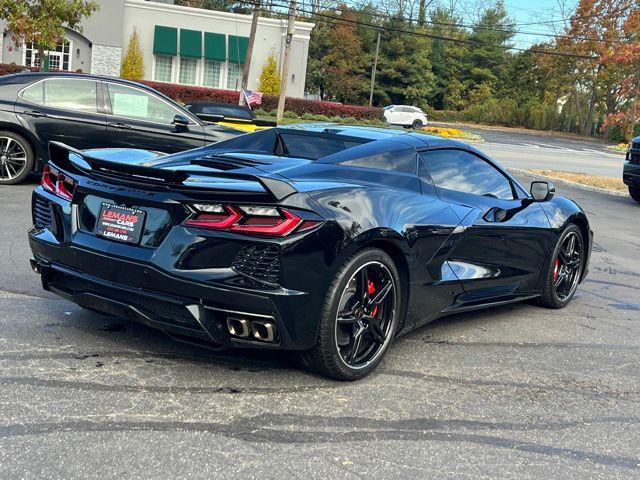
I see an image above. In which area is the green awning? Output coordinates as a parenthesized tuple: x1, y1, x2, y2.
(153, 25, 178, 56)
(204, 32, 226, 62)
(180, 29, 202, 59)
(228, 35, 249, 63)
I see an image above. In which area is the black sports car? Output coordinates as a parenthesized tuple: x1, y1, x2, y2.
(28, 125, 592, 380)
(0, 72, 240, 184)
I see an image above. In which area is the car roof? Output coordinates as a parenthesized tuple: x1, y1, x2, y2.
(278, 123, 466, 149)
(0, 71, 159, 90)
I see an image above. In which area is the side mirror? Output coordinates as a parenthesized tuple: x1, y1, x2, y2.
(172, 114, 190, 130)
(530, 181, 555, 202)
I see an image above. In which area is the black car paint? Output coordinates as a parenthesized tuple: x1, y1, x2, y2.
(29, 125, 592, 351)
(624, 137, 640, 190)
(0, 72, 240, 175)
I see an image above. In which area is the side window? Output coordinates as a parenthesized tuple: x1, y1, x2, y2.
(420, 149, 515, 200)
(22, 79, 98, 113)
(327, 140, 417, 174)
(107, 83, 181, 124)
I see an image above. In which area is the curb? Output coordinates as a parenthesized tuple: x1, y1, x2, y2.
(507, 168, 628, 198)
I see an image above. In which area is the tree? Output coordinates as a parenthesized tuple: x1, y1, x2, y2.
(0, 0, 98, 71)
(461, 1, 515, 101)
(121, 29, 144, 80)
(307, 7, 370, 103)
(375, 20, 436, 108)
(427, 7, 468, 110)
(258, 55, 281, 95)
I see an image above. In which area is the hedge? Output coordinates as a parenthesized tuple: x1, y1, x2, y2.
(0, 63, 37, 76)
(141, 81, 384, 120)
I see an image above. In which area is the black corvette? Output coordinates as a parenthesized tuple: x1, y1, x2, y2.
(29, 125, 592, 380)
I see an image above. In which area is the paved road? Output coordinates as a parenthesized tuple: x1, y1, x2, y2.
(1, 172, 639, 478)
(433, 123, 626, 179)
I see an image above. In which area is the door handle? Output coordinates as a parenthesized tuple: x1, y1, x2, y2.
(23, 109, 48, 118)
(108, 122, 132, 130)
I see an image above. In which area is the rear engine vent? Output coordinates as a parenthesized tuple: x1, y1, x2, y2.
(232, 245, 281, 285)
(192, 155, 264, 171)
(33, 194, 52, 229)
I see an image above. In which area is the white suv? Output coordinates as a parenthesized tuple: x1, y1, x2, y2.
(383, 105, 428, 129)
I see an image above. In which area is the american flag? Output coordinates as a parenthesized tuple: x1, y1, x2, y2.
(244, 90, 263, 107)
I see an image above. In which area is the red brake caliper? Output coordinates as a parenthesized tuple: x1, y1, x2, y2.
(553, 258, 560, 281)
(368, 280, 378, 317)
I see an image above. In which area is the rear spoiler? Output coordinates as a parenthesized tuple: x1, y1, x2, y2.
(48, 142, 297, 201)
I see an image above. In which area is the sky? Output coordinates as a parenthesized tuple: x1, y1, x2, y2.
(501, 0, 579, 48)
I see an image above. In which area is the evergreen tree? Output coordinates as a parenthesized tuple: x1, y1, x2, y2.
(258, 55, 280, 95)
(121, 29, 144, 80)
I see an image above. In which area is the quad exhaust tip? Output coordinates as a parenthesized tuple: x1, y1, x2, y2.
(226, 316, 276, 343)
(251, 321, 275, 343)
(226, 317, 250, 338)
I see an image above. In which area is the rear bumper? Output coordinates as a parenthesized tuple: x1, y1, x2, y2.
(29, 234, 322, 351)
(623, 160, 640, 187)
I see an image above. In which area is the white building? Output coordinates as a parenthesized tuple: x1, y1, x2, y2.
(0, 0, 314, 97)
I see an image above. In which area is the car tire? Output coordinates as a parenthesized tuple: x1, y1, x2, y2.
(629, 186, 640, 203)
(0, 131, 34, 185)
(537, 224, 584, 309)
(411, 119, 424, 129)
(301, 248, 403, 380)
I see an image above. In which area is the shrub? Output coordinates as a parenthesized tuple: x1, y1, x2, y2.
(258, 56, 280, 96)
(283, 110, 299, 119)
(0, 63, 36, 76)
(121, 28, 144, 80)
(139, 81, 383, 119)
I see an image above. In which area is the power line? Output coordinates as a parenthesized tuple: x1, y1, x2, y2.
(242, 0, 599, 59)
(316, 0, 634, 44)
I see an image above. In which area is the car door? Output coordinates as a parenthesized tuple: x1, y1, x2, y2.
(419, 148, 553, 303)
(387, 107, 403, 125)
(15, 77, 108, 151)
(103, 82, 208, 153)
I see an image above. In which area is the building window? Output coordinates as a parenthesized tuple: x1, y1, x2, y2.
(203, 61, 221, 88)
(25, 41, 70, 71)
(154, 55, 173, 82)
(226, 62, 242, 90)
(179, 57, 198, 85)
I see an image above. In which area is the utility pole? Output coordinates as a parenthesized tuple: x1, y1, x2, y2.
(369, 30, 381, 107)
(276, 0, 297, 122)
(239, 0, 261, 106)
(629, 76, 640, 140)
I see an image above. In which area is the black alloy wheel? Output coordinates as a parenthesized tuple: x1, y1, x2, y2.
(0, 132, 33, 185)
(302, 249, 402, 380)
(335, 261, 397, 368)
(411, 119, 423, 129)
(538, 224, 584, 308)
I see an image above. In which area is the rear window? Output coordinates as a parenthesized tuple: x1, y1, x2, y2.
(279, 133, 366, 160)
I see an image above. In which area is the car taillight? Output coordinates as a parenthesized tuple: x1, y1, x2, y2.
(42, 165, 76, 201)
(184, 204, 320, 236)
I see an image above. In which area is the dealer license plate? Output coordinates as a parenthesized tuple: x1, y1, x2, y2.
(95, 203, 146, 244)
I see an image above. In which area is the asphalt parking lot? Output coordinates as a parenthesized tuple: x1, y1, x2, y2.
(1, 140, 639, 478)
(433, 122, 625, 178)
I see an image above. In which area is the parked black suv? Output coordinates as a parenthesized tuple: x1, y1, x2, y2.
(624, 138, 640, 203)
(0, 72, 241, 184)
